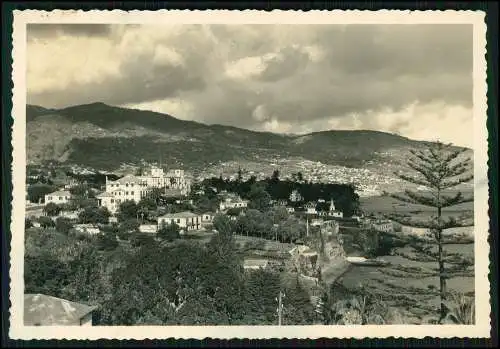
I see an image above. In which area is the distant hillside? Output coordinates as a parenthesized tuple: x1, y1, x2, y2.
(26, 103, 472, 177)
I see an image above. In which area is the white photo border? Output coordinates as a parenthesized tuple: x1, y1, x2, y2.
(9, 9, 491, 340)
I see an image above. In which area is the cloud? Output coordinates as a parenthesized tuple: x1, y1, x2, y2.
(27, 23, 474, 147)
(27, 24, 111, 40)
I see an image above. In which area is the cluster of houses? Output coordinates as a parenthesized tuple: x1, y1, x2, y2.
(30, 165, 355, 238)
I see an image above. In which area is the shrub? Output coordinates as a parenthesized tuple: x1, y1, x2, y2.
(38, 216, 55, 229)
(55, 217, 73, 235)
(157, 222, 180, 241)
(44, 202, 62, 217)
(445, 292, 475, 325)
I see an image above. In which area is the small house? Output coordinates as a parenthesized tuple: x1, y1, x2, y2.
(24, 294, 97, 326)
(243, 259, 270, 271)
(158, 211, 201, 231)
(139, 224, 158, 234)
(74, 224, 100, 235)
(44, 190, 71, 205)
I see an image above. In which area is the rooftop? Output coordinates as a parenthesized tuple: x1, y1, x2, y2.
(159, 211, 199, 219)
(110, 175, 145, 185)
(46, 190, 71, 197)
(96, 192, 114, 198)
(24, 294, 97, 326)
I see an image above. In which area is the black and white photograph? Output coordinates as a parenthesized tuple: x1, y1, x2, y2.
(8, 9, 490, 340)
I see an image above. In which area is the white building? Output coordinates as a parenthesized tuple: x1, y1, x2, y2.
(158, 211, 201, 231)
(219, 195, 248, 212)
(44, 190, 71, 205)
(97, 175, 148, 213)
(140, 166, 191, 195)
(243, 259, 269, 270)
(289, 190, 303, 203)
(328, 199, 343, 218)
(304, 202, 317, 215)
(372, 219, 394, 233)
(200, 212, 214, 227)
(97, 167, 191, 213)
(139, 224, 158, 234)
(74, 224, 100, 235)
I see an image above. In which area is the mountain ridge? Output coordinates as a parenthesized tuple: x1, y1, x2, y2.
(26, 103, 472, 178)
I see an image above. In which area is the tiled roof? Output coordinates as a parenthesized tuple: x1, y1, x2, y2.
(159, 211, 199, 219)
(46, 190, 71, 197)
(112, 175, 145, 185)
(24, 294, 97, 326)
(96, 192, 114, 198)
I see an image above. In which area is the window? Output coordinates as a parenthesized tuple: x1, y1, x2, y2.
(47, 196, 52, 200)
(58, 196, 62, 200)
(111, 199, 114, 203)
(126, 191, 129, 195)
(126, 183, 129, 187)
(177, 219, 180, 223)
(131, 191, 134, 195)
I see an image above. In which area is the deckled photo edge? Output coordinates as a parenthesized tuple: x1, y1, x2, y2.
(9, 9, 490, 340)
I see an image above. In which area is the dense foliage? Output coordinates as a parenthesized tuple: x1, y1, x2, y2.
(24, 227, 315, 325)
(201, 175, 360, 216)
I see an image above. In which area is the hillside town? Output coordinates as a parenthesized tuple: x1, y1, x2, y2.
(199, 157, 404, 197)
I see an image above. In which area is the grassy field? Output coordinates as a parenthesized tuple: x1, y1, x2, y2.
(360, 191, 473, 220)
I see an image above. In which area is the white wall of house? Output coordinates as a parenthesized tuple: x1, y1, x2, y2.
(44, 192, 71, 205)
(158, 215, 201, 231)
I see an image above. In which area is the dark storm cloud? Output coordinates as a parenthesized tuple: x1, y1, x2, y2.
(27, 23, 474, 144)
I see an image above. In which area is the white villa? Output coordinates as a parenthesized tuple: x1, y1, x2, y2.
(97, 166, 191, 213)
(44, 190, 71, 205)
(218, 194, 248, 212)
(158, 211, 202, 231)
(97, 175, 148, 213)
(141, 166, 191, 195)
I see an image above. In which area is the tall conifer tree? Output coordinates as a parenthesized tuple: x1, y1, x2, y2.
(389, 141, 474, 323)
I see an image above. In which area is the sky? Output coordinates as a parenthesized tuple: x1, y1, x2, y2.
(27, 23, 473, 147)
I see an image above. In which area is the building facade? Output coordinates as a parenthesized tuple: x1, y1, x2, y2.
(158, 211, 201, 231)
(44, 190, 71, 205)
(140, 166, 191, 195)
(218, 194, 249, 212)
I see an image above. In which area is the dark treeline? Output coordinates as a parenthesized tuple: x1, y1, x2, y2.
(25, 218, 316, 325)
(65, 171, 121, 187)
(201, 173, 360, 216)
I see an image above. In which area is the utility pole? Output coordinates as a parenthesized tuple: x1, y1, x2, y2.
(277, 290, 285, 326)
(306, 215, 309, 237)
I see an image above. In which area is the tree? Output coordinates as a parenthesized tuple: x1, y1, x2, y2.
(237, 167, 243, 182)
(158, 222, 180, 241)
(271, 169, 280, 181)
(27, 184, 55, 204)
(138, 197, 157, 215)
(119, 219, 140, 234)
(248, 184, 271, 212)
(78, 206, 111, 225)
(117, 200, 138, 222)
(96, 230, 119, 251)
(38, 216, 55, 229)
(69, 184, 90, 198)
(297, 172, 304, 182)
(44, 202, 62, 217)
(389, 141, 474, 323)
(55, 217, 73, 235)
